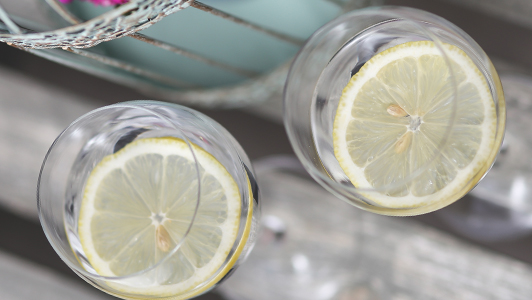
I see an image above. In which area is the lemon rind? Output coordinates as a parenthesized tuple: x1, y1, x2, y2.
(333, 41, 498, 209)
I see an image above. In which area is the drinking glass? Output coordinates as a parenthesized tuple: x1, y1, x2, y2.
(284, 6, 505, 216)
(37, 101, 260, 299)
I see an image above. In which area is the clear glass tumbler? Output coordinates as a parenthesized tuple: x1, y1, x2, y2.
(284, 6, 505, 216)
(37, 101, 259, 299)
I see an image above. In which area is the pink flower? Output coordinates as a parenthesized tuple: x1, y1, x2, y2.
(58, 0, 129, 6)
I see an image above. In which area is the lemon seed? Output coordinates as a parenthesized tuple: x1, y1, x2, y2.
(156, 225, 172, 252)
(395, 131, 413, 154)
(387, 104, 409, 117)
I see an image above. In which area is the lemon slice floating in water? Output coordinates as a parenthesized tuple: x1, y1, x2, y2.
(78, 137, 249, 298)
(333, 41, 499, 210)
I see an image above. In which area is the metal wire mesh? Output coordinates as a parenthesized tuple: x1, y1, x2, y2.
(0, 0, 377, 107)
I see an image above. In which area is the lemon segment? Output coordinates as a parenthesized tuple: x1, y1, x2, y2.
(78, 137, 246, 297)
(333, 41, 498, 209)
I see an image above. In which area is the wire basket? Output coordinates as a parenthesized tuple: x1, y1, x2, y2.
(0, 0, 377, 107)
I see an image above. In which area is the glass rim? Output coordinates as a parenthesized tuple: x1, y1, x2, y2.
(37, 100, 203, 281)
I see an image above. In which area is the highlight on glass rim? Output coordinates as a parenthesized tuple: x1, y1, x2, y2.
(37, 101, 259, 299)
(284, 6, 505, 216)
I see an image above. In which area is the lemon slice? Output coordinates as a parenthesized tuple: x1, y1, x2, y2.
(78, 137, 248, 298)
(333, 41, 499, 209)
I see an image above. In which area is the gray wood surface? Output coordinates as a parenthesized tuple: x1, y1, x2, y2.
(1, 4, 532, 297)
(220, 159, 532, 300)
(0, 250, 108, 300)
(0, 65, 96, 218)
(439, 0, 532, 31)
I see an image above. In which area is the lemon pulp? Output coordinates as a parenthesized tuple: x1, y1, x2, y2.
(333, 41, 499, 209)
(78, 137, 249, 298)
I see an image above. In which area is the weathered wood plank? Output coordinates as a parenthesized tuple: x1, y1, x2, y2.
(0, 250, 111, 299)
(0, 65, 97, 219)
(220, 158, 532, 300)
